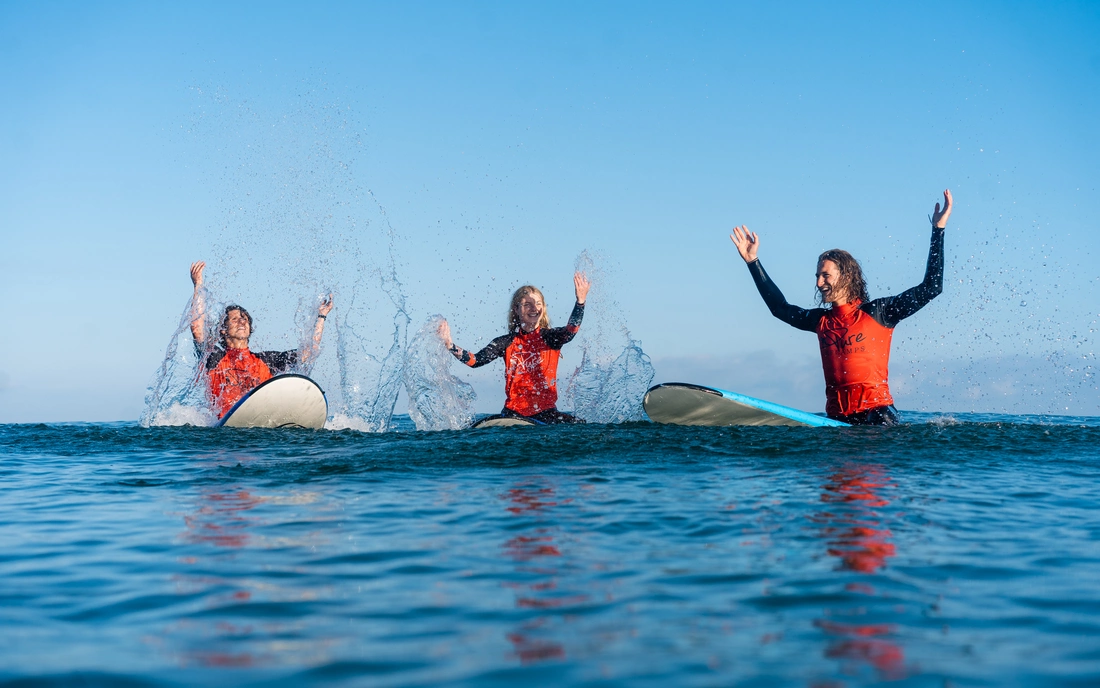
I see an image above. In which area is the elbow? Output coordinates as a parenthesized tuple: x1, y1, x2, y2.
(766, 304, 788, 320)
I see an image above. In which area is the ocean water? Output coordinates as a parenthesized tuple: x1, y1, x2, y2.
(3, 414, 1100, 687)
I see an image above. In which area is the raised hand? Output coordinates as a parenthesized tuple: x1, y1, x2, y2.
(729, 225, 759, 263)
(437, 319, 453, 348)
(318, 294, 334, 318)
(932, 189, 953, 229)
(189, 261, 207, 344)
(190, 261, 205, 288)
(574, 272, 591, 305)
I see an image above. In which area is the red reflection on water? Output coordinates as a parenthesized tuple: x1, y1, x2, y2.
(816, 468, 896, 574)
(173, 488, 266, 669)
(506, 487, 571, 514)
(182, 490, 263, 548)
(826, 639, 904, 676)
(188, 652, 255, 668)
(507, 632, 566, 663)
(814, 465, 908, 681)
(501, 483, 590, 665)
(504, 535, 562, 560)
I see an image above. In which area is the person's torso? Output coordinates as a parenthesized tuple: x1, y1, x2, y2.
(206, 348, 274, 417)
(816, 301, 894, 417)
(503, 329, 562, 415)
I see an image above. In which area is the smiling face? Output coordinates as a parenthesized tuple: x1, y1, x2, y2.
(515, 292, 545, 332)
(816, 259, 847, 305)
(223, 308, 252, 345)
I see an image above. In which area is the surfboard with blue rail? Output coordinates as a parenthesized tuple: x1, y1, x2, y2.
(468, 414, 541, 429)
(643, 383, 847, 427)
(216, 374, 328, 429)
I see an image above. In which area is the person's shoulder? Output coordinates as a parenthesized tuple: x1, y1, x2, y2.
(861, 297, 893, 312)
(203, 345, 227, 370)
(256, 349, 296, 359)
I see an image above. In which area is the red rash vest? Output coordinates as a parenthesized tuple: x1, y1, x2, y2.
(745, 225, 944, 419)
(201, 346, 297, 418)
(452, 302, 584, 417)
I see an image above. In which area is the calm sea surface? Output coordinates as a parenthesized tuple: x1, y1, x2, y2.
(3, 414, 1100, 687)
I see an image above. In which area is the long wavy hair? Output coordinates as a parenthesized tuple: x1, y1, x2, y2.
(507, 285, 551, 334)
(218, 305, 254, 348)
(816, 249, 870, 306)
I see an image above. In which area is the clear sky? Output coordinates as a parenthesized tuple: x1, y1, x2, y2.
(2, 1, 1098, 422)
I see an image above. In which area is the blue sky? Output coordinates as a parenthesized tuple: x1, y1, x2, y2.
(2, 1, 1098, 421)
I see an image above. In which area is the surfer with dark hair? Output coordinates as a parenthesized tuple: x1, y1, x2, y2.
(189, 261, 334, 418)
(729, 190, 952, 426)
(437, 272, 591, 424)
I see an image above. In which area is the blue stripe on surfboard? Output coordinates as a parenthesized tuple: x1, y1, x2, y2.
(707, 386, 847, 427)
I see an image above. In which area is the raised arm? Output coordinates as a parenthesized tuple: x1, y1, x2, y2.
(299, 294, 334, 364)
(876, 190, 952, 327)
(542, 272, 589, 348)
(189, 261, 206, 344)
(730, 226, 823, 332)
(438, 319, 510, 368)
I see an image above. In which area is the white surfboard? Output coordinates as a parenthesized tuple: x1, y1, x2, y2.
(643, 383, 847, 428)
(469, 415, 540, 429)
(217, 374, 328, 429)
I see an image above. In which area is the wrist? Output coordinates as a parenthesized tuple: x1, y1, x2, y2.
(317, 313, 327, 320)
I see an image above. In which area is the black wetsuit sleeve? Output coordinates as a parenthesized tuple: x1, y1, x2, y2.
(542, 302, 585, 349)
(457, 334, 514, 368)
(746, 260, 825, 332)
(865, 226, 945, 329)
(200, 344, 224, 371)
(255, 350, 298, 374)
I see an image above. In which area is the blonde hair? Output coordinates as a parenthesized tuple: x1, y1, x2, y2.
(508, 285, 551, 333)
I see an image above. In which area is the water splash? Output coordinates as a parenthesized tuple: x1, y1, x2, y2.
(143, 84, 410, 430)
(141, 286, 328, 427)
(562, 251, 655, 423)
(140, 290, 216, 427)
(404, 316, 476, 431)
(329, 252, 410, 433)
(568, 338, 655, 423)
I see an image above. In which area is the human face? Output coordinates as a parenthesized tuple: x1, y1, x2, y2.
(224, 309, 252, 343)
(515, 293, 544, 332)
(816, 260, 847, 305)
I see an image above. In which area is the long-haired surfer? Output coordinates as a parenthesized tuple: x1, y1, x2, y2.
(729, 190, 952, 426)
(437, 272, 591, 424)
(189, 261, 334, 418)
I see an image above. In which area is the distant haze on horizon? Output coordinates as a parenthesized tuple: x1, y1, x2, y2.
(2, 1, 1098, 422)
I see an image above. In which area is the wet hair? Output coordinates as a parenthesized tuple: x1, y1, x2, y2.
(508, 285, 551, 334)
(218, 305, 254, 347)
(816, 249, 870, 306)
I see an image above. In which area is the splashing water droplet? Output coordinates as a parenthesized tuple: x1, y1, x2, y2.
(405, 316, 476, 431)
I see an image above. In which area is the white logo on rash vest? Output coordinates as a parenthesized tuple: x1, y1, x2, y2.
(509, 338, 547, 379)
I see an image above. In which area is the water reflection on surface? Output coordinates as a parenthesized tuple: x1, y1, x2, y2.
(813, 464, 907, 682)
(501, 481, 575, 665)
(170, 467, 336, 671)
